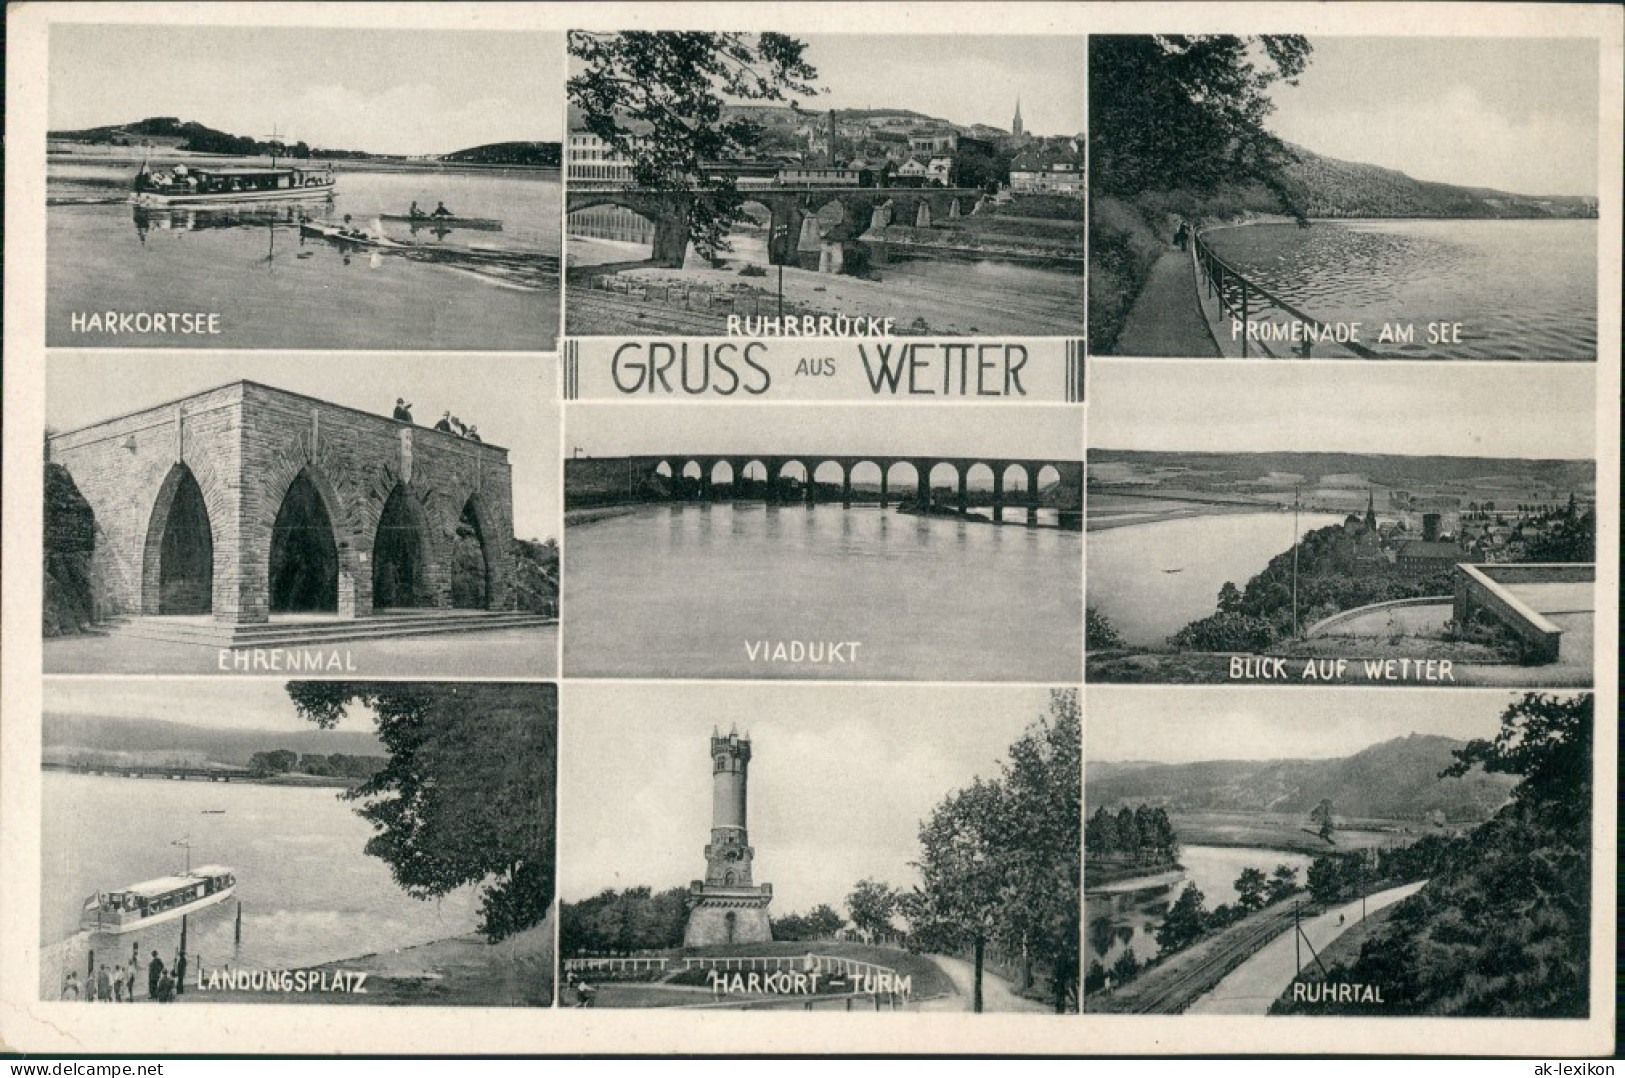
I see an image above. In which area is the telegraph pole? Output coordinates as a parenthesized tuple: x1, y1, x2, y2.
(1291, 486, 1301, 637)
(1293, 900, 1301, 977)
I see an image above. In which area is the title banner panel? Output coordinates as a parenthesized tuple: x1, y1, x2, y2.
(560, 338, 1085, 404)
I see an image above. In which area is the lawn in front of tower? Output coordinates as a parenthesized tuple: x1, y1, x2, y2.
(42, 625, 559, 677)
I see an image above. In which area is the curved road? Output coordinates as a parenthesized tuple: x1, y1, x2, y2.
(916, 955, 1050, 1014)
(1186, 880, 1428, 1015)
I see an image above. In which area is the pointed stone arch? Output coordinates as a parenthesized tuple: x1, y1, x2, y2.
(141, 463, 215, 615)
(268, 466, 341, 613)
(372, 481, 437, 610)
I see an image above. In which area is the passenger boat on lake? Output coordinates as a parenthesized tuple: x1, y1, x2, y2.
(80, 865, 236, 934)
(131, 162, 336, 206)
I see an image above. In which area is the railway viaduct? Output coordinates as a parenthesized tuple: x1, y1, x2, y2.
(569, 454, 1082, 527)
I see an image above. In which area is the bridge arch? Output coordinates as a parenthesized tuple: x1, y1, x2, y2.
(681, 460, 703, 480)
(1003, 463, 1031, 493)
(710, 460, 735, 486)
(143, 462, 215, 615)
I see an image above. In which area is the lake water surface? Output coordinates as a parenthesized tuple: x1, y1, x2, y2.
(1085, 845, 1316, 970)
(39, 771, 480, 999)
(1087, 512, 1346, 646)
(47, 159, 560, 350)
(565, 503, 1081, 680)
(1203, 219, 1596, 360)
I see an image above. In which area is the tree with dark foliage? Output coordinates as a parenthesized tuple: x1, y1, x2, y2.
(1274, 694, 1592, 1016)
(1090, 35, 1313, 201)
(568, 31, 821, 258)
(287, 682, 557, 943)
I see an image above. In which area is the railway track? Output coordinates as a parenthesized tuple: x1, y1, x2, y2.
(1127, 903, 1307, 1015)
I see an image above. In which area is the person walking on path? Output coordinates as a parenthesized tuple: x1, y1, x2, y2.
(95, 963, 112, 1003)
(147, 951, 164, 1000)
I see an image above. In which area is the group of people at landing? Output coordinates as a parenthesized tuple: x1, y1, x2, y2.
(61, 949, 185, 1003)
(391, 399, 483, 442)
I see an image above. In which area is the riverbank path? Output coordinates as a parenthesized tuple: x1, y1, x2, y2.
(915, 955, 1050, 1013)
(1186, 880, 1428, 1015)
(1113, 249, 1220, 357)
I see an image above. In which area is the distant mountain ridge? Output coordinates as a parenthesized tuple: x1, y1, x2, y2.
(1278, 143, 1597, 220)
(1087, 449, 1595, 494)
(44, 712, 384, 765)
(49, 116, 558, 164)
(1087, 733, 1517, 823)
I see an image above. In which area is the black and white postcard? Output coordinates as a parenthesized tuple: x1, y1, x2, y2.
(559, 683, 1079, 1013)
(46, 25, 563, 351)
(563, 402, 1082, 680)
(43, 353, 560, 677)
(1085, 687, 1594, 1019)
(565, 31, 1084, 338)
(1089, 36, 1600, 360)
(40, 679, 557, 1007)
(1, 0, 1619, 1062)
(1086, 363, 1597, 687)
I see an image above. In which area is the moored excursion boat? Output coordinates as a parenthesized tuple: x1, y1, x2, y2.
(80, 865, 236, 934)
(131, 162, 336, 206)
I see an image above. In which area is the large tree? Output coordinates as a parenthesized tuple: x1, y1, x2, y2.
(287, 682, 557, 943)
(568, 31, 820, 258)
(906, 778, 1009, 1013)
(908, 689, 1081, 1013)
(1089, 35, 1313, 200)
(845, 878, 901, 939)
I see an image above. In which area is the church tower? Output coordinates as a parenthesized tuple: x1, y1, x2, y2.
(1365, 489, 1378, 532)
(683, 725, 773, 947)
(1012, 97, 1025, 137)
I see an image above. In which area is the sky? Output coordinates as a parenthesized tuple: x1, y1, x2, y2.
(49, 25, 564, 155)
(43, 680, 381, 735)
(1087, 687, 1521, 764)
(559, 684, 1065, 915)
(47, 353, 559, 539)
(1088, 362, 1595, 460)
(793, 35, 1086, 136)
(567, 402, 1081, 461)
(1269, 37, 1599, 196)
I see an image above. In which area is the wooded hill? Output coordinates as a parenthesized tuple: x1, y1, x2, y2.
(1085, 734, 1516, 823)
(1277, 143, 1597, 220)
(442, 141, 561, 167)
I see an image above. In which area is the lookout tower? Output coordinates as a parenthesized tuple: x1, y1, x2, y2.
(684, 725, 773, 947)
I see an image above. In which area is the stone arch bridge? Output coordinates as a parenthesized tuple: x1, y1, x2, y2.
(567, 185, 984, 268)
(569, 453, 1082, 527)
(46, 381, 538, 643)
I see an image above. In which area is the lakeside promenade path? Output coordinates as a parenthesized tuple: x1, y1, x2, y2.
(1113, 249, 1220, 358)
(1186, 880, 1427, 1015)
